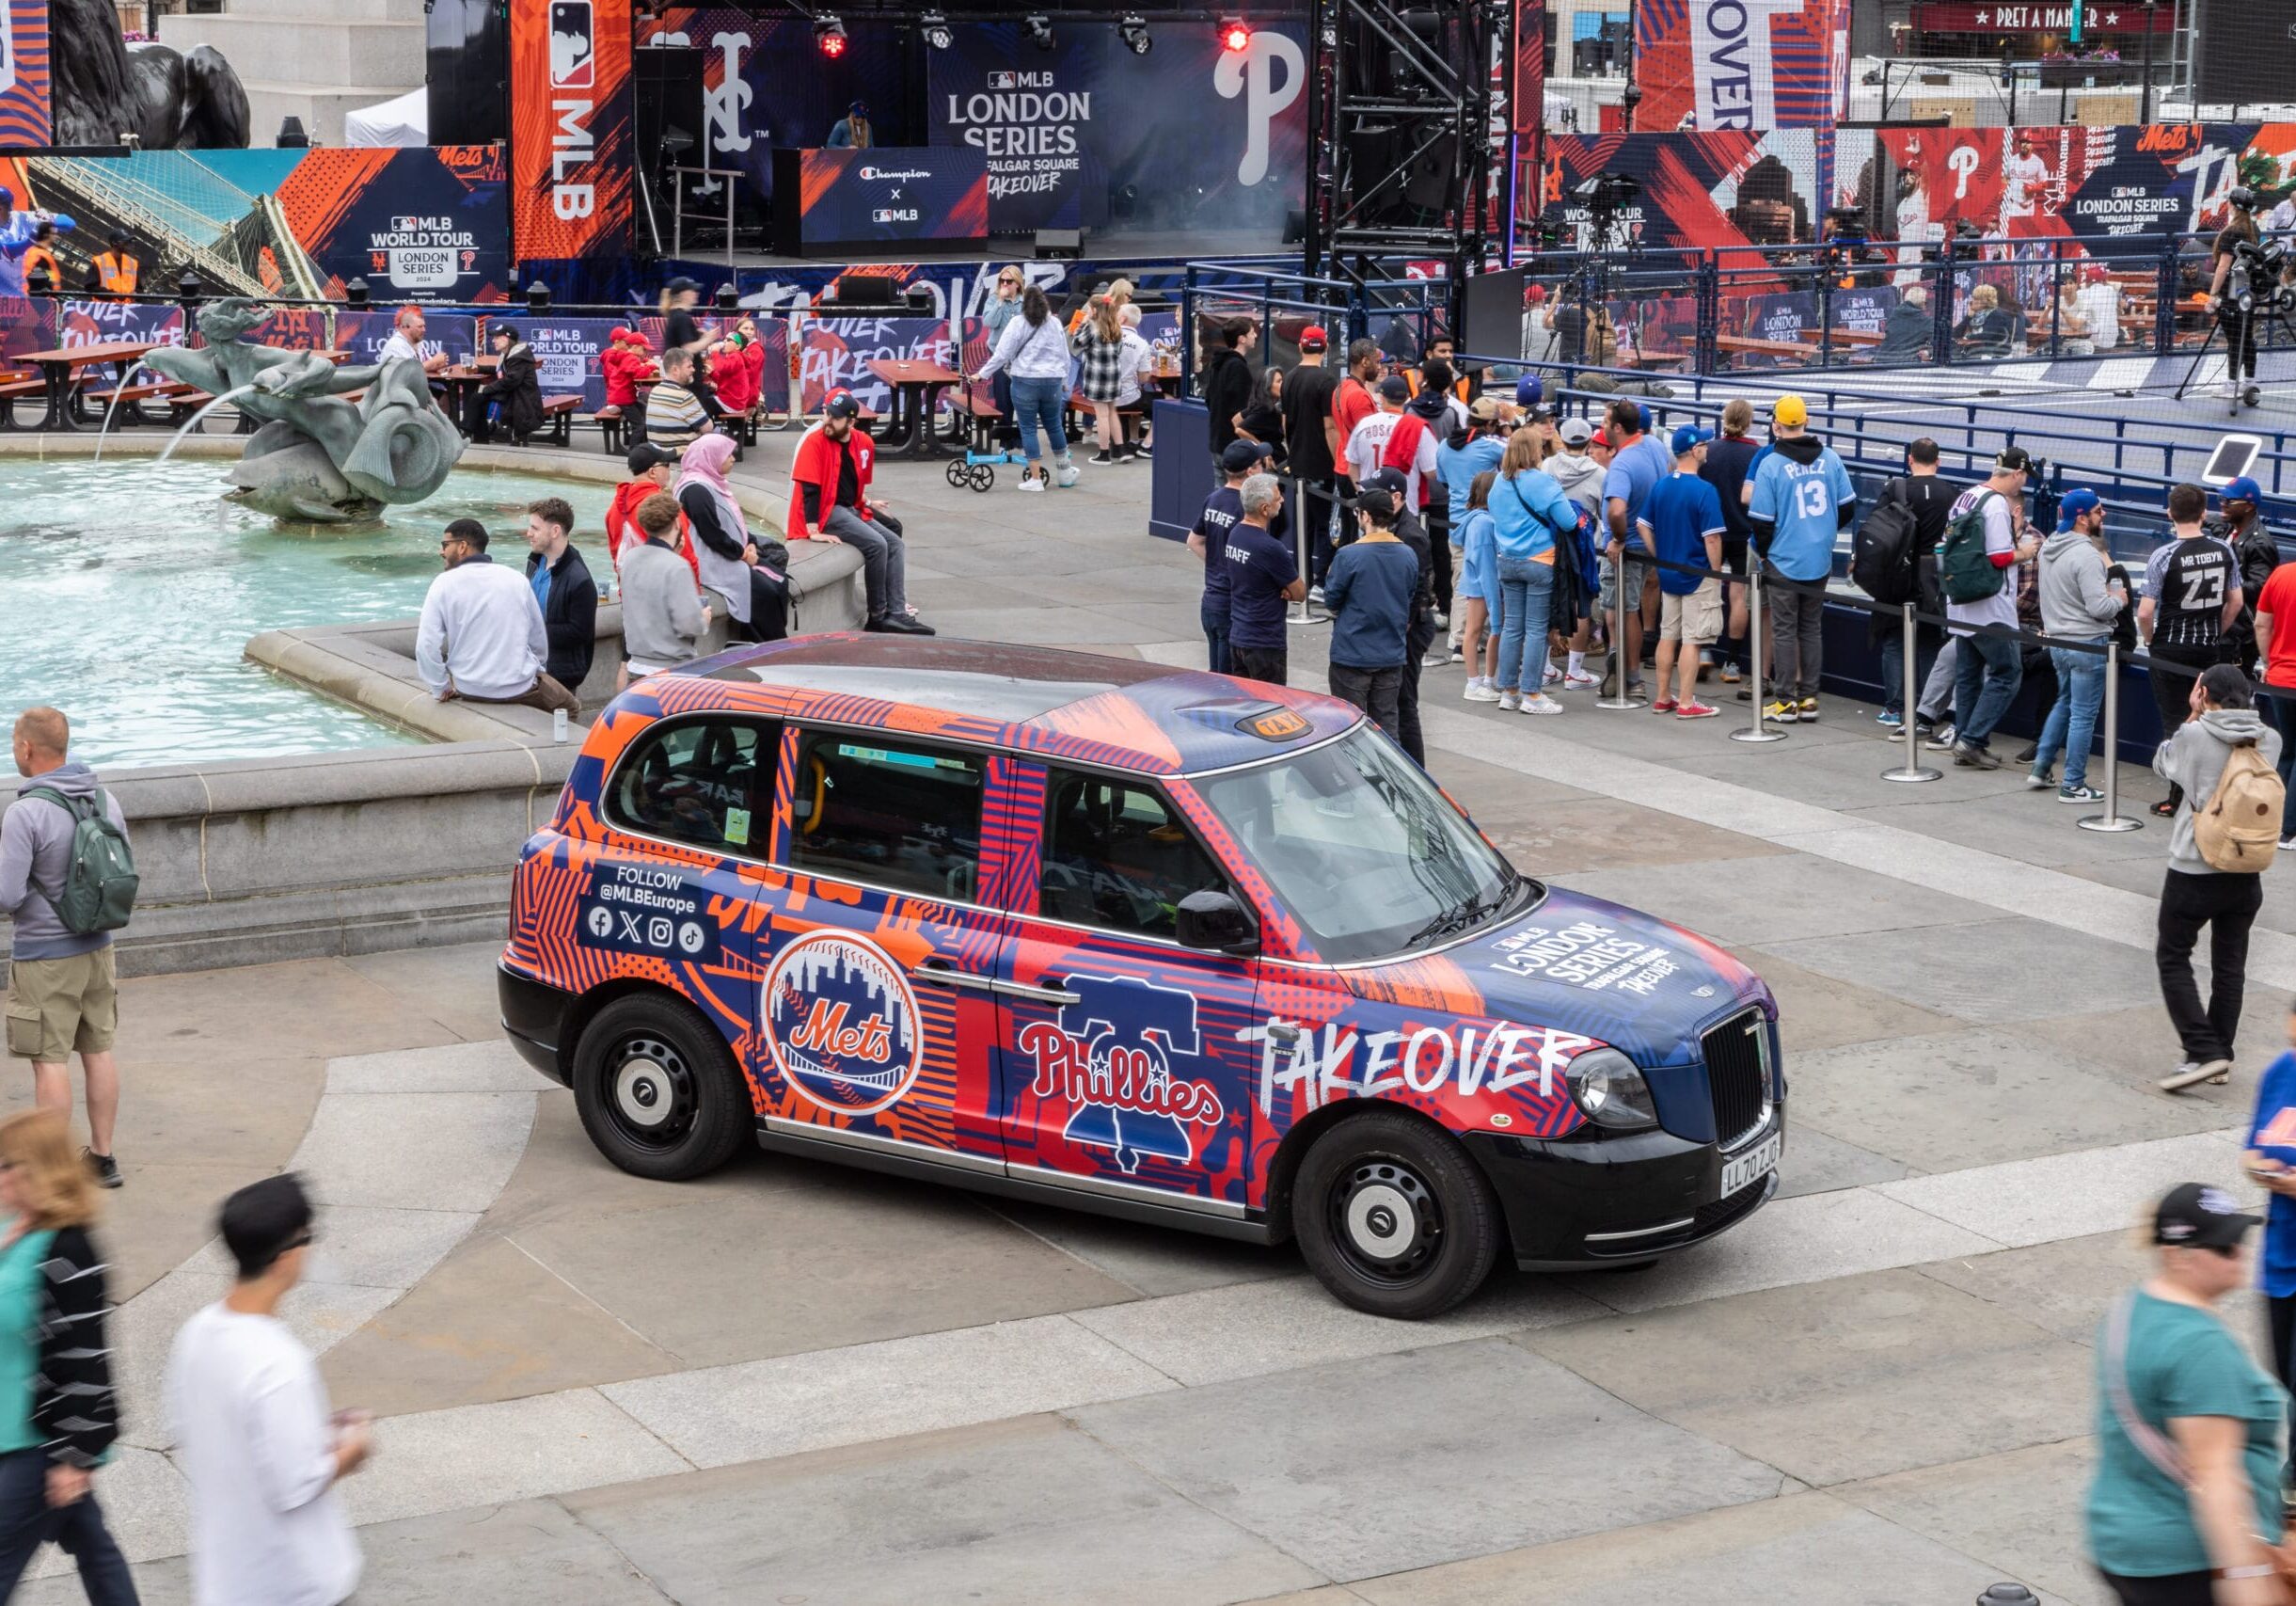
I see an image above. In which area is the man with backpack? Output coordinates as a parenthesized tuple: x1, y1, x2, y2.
(1852, 437, 1959, 729)
(1940, 447, 2041, 769)
(1, 708, 133, 1187)
(2142, 483, 2245, 817)
(2157, 664, 2282, 1092)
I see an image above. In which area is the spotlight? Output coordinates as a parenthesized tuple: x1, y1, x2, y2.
(1120, 15, 1151, 54)
(814, 14, 847, 57)
(920, 10, 951, 49)
(1218, 16, 1251, 52)
(1025, 14, 1053, 51)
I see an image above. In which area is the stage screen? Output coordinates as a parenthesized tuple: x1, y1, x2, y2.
(1631, 0, 1847, 134)
(1541, 131, 1824, 252)
(926, 20, 1308, 237)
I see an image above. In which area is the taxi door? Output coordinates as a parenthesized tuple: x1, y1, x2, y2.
(992, 762, 1263, 1216)
(754, 725, 1006, 1170)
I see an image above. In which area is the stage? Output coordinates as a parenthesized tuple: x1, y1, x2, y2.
(690, 227, 1294, 276)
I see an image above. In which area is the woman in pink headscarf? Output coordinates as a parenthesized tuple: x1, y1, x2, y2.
(675, 434, 788, 641)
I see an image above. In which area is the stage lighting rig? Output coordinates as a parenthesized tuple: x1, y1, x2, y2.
(920, 10, 952, 49)
(1025, 14, 1054, 51)
(1120, 15, 1153, 54)
(814, 14, 848, 57)
(1219, 16, 1252, 51)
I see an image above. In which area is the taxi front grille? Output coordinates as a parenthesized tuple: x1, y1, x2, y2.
(1702, 1008, 1770, 1151)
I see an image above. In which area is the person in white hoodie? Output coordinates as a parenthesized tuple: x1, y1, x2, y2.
(2157, 663, 2282, 1093)
(413, 519, 578, 714)
(1543, 416, 1608, 689)
(2027, 488, 2125, 803)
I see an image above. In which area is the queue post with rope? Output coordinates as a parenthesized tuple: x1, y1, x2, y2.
(1880, 601, 1940, 783)
(2077, 641, 2146, 834)
(1730, 563, 1786, 744)
(1287, 473, 1330, 627)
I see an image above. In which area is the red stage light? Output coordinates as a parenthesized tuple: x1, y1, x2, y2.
(1220, 19, 1251, 51)
(815, 15, 848, 56)
(819, 31, 847, 56)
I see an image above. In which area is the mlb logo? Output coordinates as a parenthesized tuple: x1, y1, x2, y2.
(872, 208, 898, 223)
(548, 0, 595, 88)
(988, 71, 1016, 88)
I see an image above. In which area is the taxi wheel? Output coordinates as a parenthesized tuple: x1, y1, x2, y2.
(1293, 1112, 1500, 1319)
(572, 994, 751, 1182)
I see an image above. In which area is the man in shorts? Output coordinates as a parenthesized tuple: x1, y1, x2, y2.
(1, 708, 128, 1186)
(1639, 427, 1728, 719)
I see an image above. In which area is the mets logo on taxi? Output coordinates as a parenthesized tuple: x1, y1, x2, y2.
(761, 930, 922, 1114)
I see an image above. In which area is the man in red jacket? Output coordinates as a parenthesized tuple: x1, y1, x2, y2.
(787, 391, 930, 634)
(606, 442, 694, 580)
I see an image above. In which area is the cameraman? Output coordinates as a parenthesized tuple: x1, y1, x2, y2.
(2209, 187, 2266, 408)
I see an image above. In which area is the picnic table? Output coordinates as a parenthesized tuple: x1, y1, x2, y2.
(867, 358, 963, 458)
(17, 341, 157, 431)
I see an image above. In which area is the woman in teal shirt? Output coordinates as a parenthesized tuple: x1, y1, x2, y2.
(2088, 1182, 2286, 1606)
(0, 1109, 134, 1603)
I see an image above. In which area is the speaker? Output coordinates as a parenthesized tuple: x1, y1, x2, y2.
(833, 274, 901, 307)
(2195, 0, 2288, 109)
(427, 0, 508, 147)
(1460, 266, 1528, 363)
(635, 44, 705, 175)
(1034, 229, 1084, 260)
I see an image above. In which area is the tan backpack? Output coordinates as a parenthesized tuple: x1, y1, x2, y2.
(2194, 740, 2284, 873)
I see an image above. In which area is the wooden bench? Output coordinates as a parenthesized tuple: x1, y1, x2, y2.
(0, 376, 49, 429)
(594, 403, 625, 454)
(541, 393, 581, 447)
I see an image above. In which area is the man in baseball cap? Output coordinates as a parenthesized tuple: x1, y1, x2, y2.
(1297, 325, 1328, 355)
(607, 441, 688, 577)
(2151, 1181, 2260, 1249)
(1772, 394, 1809, 429)
(2030, 485, 2116, 802)
(1220, 438, 1271, 475)
(1558, 416, 1593, 450)
(1344, 374, 1439, 515)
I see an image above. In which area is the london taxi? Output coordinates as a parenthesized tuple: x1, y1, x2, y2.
(498, 636, 1784, 1318)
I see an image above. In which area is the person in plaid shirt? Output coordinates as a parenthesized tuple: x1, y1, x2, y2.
(1071, 294, 1129, 465)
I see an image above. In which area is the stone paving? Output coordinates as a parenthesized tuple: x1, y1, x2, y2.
(14, 445, 2286, 1603)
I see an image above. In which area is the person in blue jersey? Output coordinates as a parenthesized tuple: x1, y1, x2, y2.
(1490, 427, 1582, 715)
(1746, 395, 1856, 723)
(1434, 395, 1511, 663)
(1638, 425, 1729, 721)
(1598, 399, 1673, 699)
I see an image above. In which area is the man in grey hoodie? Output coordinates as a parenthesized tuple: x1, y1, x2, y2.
(1, 708, 127, 1185)
(2028, 488, 2126, 803)
(2156, 664, 2280, 1092)
(617, 492, 714, 686)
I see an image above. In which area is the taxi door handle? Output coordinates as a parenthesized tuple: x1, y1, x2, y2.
(1266, 1023, 1302, 1045)
(914, 962, 1074, 1008)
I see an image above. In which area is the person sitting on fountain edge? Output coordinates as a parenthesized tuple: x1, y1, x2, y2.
(467, 323, 543, 445)
(786, 390, 932, 635)
(522, 496, 597, 697)
(416, 518, 580, 716)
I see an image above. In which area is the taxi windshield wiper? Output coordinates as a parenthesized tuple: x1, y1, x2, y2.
(1403, 880, 1514, 950)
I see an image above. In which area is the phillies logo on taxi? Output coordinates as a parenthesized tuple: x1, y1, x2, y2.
(762, 930, 921, 1114)
(1021, 975, 1222, 1172)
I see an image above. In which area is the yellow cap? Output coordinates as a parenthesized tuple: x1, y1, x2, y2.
(1773, 395, 1808, 427)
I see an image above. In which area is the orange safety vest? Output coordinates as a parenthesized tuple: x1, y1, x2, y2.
(92, 251, 136, 294)
(21, 245, 57, 290)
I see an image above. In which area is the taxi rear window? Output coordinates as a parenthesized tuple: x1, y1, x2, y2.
(605, 717, 776, 855)
(784, 732, 985, 902)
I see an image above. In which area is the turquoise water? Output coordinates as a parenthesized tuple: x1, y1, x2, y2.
(0, 459, 612, 770)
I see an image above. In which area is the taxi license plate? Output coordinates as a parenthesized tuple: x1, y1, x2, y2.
(1719, 1132, 1781, 1198)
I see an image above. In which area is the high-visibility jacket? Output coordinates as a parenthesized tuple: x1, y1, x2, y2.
(22, 245, 57, 290)
(91, 251, 136, 294)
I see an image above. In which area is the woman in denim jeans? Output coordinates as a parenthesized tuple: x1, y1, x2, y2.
(1486, 429, 1578, 715)
(2030, 491, 2125, 803)
(974, 284, 1079, 490)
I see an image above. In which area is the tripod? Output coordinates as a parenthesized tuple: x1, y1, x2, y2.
(2176, 296, 2296, 414)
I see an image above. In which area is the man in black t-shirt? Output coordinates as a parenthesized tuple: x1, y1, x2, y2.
(2141, 482, 2245, 813)
(1280, 325, 1343, 589)
(1872, 437, 1960, 729)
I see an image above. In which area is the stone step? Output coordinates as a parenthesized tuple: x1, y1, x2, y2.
(155, 14, 422, 89)
(241, 82, 422, 149)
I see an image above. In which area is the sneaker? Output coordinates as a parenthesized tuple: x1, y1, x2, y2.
(1719, 661, 1743, 684)
(2161, 1057, 2232, 1093)
(1496, 691, 1521, 711)
(1089, 450, 1115, 465)
(1650, 698, 1677, 714)
(1016, 474, 1045, 493)
(1433, 610, 1450, 629)
(1563, 669, 1599, 691)
(1625, 678, 1647, 698)
(1308, 584, 1325, 606)
(1448, 645, 1465, 663)
(1599, 669, 1619, 698)
(1543, 663, 1563, 686)
(1676, 700, 1720, 720)
(2281, 835, 2296, 851)
(1054, 463, 1081, 488)
(1464, 682, 1502, 703)
(84, 1149, 119, 1190)
(1763, 699, 1797, 723)
(1797, 697, 1819, 723)
(2013, 743, 2039, 765)
(1924, 724, 1958, 751)
(1953, 741, 2001, 770)
(2059, 784, 2105, 803)
(1735, 686, 1753, 702)
(1519, 692, 1565, 715)
(1421, 649, 1451, 669)
(2024, 769, 2055, 790)
(1876, 709, 1903, 727)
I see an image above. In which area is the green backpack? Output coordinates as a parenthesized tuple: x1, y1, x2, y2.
(21, 787, 137, 935)
(1938, 489, 2006, 605)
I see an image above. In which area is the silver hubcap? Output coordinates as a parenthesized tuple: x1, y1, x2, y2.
(614, 1057, 673, 1127)
(1345, 1184, 1417, 1257)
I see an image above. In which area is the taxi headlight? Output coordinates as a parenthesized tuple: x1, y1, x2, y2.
(1565, 1048, 1659, 1132)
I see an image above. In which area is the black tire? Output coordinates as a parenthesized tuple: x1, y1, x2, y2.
(570, 993, 752, 1181)
(1291, 1111, 1501, 1319)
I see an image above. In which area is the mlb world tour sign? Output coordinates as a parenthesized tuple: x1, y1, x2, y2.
(510, 0, 634, 261)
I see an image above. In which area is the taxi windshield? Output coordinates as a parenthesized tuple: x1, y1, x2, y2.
(1195, 728, 1527, 964)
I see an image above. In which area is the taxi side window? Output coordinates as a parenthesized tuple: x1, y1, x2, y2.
(1039, 770, 1230, 940)
(605, 718, 775, 855)
(784, 732, 985, 902)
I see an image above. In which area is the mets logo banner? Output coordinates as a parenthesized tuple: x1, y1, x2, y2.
(0, 0, 51, 150)
(1632, 0, 1847, 133)
(511, 0, 632, 262)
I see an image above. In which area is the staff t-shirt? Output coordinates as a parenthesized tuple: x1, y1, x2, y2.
(1639, 472, 1728, 596)
(2145, 533, 2241, 655)
(1223, 523, 1297, 652)
(2258, 563, 2296, 688)
(1193, 486, 1244, 624)
(2247, 1049, 2296, 1296)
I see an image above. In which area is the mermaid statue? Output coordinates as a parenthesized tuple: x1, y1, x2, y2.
(145, 297, 465, 522)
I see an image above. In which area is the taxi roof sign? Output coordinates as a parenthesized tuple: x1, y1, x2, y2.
(1238, 705, 1311, 742)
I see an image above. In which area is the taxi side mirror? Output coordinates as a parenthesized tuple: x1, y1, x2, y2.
(1176, 888, 1257, 956)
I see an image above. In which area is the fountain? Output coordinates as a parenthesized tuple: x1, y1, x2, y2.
(144, 297, 466, 522)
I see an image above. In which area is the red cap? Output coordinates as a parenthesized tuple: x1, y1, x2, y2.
(1298, 325, 1328, 351)
(2082, 264, 2109, 283)
(1591, 429, 1611, 449)
(1526, 283, 1548, 303)
(610, 326, 632, 342)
